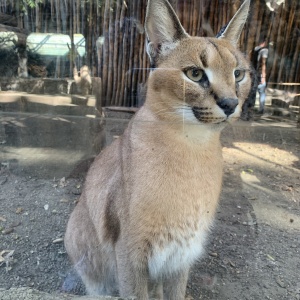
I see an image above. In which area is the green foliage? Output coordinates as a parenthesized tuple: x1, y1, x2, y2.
(25, 0, 36, 8)
(21, 0, 43, 11)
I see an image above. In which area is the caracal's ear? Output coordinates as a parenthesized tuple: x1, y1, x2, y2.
(145, 0, 189, 66)
(219, 0, 250, 46)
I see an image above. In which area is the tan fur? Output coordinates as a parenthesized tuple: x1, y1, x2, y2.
(73, 65, 92, 96)
(65, 0, 251, 299)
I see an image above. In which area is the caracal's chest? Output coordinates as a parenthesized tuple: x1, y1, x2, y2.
(128, 126, 223, 279)
(148, 221, 210, 278)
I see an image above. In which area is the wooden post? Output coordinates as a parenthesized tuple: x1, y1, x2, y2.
(115, 1, 127, 105)
(111, 0, 122, 105)
(102, 0, 110, 106)
(106, 0, 115, 104)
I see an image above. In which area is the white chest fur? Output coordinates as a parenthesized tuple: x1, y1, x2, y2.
(148, 222, 209, 279)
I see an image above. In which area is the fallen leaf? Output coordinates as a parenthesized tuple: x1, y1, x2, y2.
(59, 177, 67, 188)
(266, 254, 275, 261)
(60, 198, 69, 203)
(281, 186, 293, 192)
(2, 250, 15, 272)
(2, 228, 14, 235)
(276, 277, 286, 288)
(53, 238, 64, 244)
(15, 207, 24, 214)
(12, 234, 19, 240)
(229, 260, 236, 268)
(0, 250, 15, 264)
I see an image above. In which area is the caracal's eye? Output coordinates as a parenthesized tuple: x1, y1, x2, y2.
(185, 68, 204, 82)
(234, 69, 245, 82)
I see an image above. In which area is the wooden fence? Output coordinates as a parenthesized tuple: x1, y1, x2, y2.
(0, 0, 299, 107)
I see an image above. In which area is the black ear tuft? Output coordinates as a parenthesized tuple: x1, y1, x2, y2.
(216, 24, 228, 38)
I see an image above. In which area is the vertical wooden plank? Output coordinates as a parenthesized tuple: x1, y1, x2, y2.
(188, 0, 194, 35)
(55, 0, 61, 77)
(142, 0, 149, 85)
(182, 0, 188, 30)
(269, 5, 285, 86)
(115, 0, 126, 105)
(195, 0, 202, 36)
(87, 0, 93, 68)
(126, 0, 137, 106)
(137, 0, 144, 94)
(69, 0, 74, 77)
(212, 0, 219, 34)
(36, 3, 41, 32)
(96, 3, 105, 78)
(130, 0, 140, 106)
(120, 4, 130, 106)
(288, 31, 300, 84)
(245, 0, 260, 55)
(101, 0, 110, 106)
(111, 0, 121, 105)
(207, 0, 213, 34)
(294, 52, 300, 93)
(76, 0, 80, 33)
(277, 1, 296, 84)
(106, 0, 115, 104)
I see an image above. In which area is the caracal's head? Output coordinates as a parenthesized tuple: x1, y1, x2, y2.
(145, 0, 251, 128)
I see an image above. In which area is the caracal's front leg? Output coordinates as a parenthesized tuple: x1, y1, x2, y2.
(164, 268, 189, 300)
(115, 240, 149, 299)
(149, 280, 164, 300)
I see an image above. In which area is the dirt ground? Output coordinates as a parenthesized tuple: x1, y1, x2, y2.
(0, 114, 299, 300)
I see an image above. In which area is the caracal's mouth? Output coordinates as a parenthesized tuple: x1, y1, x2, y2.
(192, 106, 227, 124)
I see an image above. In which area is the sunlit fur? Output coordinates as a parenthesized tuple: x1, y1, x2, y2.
(65, 0, 251, 299)
(73, 65, 92, 96)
